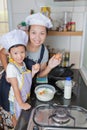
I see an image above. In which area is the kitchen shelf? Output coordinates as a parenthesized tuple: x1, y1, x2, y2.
(48, 31, 83, 36)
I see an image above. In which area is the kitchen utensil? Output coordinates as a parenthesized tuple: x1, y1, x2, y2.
(35, 84, 56, 102)
(55, 79, 75, 90)
(49, 63, 75, 80)
(55, 63, 74, 76)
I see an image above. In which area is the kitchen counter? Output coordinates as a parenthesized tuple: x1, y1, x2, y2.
(15, 69, 87, 130)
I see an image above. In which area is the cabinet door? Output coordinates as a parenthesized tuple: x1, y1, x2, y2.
(83, 13, 87, 68)
(78, 74, 87, 109)
(81, 12, 87, 81)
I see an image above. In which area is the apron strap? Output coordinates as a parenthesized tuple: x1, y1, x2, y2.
(38, 44, 45, 63)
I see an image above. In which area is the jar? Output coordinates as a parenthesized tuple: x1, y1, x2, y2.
(66, 22, 71, 31)
(71, 22, 76, 31)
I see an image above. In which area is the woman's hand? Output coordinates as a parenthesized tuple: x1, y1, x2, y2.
(48, 53, 62, 69)
(32, 63, 40, 77)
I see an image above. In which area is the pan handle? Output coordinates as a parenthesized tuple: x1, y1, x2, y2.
(68, 63, 75, 69)
(49, 75, 66, 80)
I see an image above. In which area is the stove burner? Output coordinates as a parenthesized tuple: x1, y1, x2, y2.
(27, 105, 87, 129)
(52, 108, 70, 124)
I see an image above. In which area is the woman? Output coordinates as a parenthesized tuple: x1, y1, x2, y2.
(25, 12, 61, 79)
(0, 12, 62, 111)
(24, 12, 62, 94)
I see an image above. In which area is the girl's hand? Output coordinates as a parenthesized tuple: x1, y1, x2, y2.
(20, 102, 31, 110)
(32, 63, 40, 77)
(48, 53, 62, 69)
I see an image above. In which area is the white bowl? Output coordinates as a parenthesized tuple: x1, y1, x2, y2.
(55, 80, 75, 90)
(35, 84, 56, 102)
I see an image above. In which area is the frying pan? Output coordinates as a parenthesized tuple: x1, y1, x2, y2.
(49, 63, 75, 80)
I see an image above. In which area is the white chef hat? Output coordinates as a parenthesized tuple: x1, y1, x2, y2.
(25, 12, 53, 28)
(0, 29, 28, 50)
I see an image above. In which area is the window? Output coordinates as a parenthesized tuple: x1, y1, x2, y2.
(0, 0, 9, 36)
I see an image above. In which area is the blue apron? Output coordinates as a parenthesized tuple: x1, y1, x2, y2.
(24, 44, 45, 70)
(0, 71, 10, 111)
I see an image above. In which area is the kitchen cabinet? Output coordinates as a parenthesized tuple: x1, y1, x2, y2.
(77, 73, 87, 109)
(48, 31, 83, 36)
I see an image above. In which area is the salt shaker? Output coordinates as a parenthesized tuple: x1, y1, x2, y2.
(64, 77, 72, 99)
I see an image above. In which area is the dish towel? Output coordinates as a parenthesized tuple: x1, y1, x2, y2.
(36, 76, 48, 83)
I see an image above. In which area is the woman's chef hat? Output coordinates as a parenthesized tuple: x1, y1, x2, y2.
(25, 12, 53, 28)
(0, 29, 28, 50)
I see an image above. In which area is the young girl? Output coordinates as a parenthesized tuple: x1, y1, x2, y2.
(0, 29, 40, 127)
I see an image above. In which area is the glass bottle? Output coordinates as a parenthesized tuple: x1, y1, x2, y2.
(65, 52, 70, 67)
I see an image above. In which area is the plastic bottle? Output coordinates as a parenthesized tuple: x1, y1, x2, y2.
(64, 77, 72, 99)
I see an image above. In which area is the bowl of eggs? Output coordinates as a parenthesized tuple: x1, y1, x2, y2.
(35, 84, 56, 102)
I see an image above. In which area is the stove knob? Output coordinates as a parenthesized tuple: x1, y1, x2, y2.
(33, 125, 39, 130)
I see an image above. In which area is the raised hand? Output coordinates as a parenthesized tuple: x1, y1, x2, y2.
(48, 53, 62, 69)
(32, 63, 40, 77)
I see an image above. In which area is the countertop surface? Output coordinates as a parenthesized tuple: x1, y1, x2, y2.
(15, 69, 87, 130)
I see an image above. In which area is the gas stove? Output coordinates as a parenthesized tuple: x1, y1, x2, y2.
(27, 104, 87, 130)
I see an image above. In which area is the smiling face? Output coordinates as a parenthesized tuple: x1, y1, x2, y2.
(9, 45, 26, 66)
(29, 25, 47, 47)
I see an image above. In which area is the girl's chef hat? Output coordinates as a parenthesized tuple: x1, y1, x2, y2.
(25, 12, 53, 28)
(0, 29, 28, 50)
